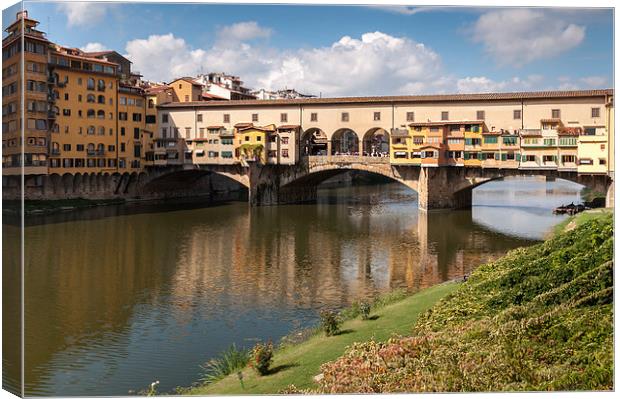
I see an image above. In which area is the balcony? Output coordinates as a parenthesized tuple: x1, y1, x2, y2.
(218, 129, 235, 137)
(50, 149, 60, 156)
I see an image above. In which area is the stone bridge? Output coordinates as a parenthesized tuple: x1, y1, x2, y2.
(10, 155, 613, 210)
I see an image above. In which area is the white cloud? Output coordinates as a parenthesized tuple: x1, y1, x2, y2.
(217, 21, 272, 43)
(125, 29, 447, 96)
(579, 76, 608, 88)
(370, 6, 437, 15)
(57, 2, 112, 28)
(81, 42, 108, 52)
(471, 9, 585, 66)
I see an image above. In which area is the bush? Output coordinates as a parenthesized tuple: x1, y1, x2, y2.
(250, 341, 273, 376)
(359, 301, 371, 320)
(200, 344, 250, 385)
(320, 310, 341, 336)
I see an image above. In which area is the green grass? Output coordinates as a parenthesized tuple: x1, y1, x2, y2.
(318, 212, 613, 393)
(187, 283, 458, 395)
(552, 208, 613, 236)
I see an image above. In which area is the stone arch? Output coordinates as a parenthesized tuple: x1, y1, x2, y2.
(362, 127, 390, 157)
(139, 168, 249, 197)
(300, 128, 328, 156)
(331, 128, 360, 156)
(48, 173, 62, 196)
(61, 173, 73, 195)
(73, 173, 83, 196)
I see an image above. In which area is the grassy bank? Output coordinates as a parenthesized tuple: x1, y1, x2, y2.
(316, 211, 613, 392)
(551, 208, 613, 236)
(186, 283, 458, 394)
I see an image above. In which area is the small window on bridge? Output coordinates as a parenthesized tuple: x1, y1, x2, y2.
(441, 111, 449, 121)
(406, 112, 414, 122)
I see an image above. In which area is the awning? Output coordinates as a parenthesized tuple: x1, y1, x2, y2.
(195, 149, 205, 155)
(394, 151, 407, 156)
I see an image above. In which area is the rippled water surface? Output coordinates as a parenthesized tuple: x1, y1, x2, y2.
(3, 177, 582, 396)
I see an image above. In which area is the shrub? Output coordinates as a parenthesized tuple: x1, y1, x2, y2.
(320, 310, 341, 336)
(250, 341, 273, 376)
(359, 301, 371, 320)
(199, 344, 250, 385)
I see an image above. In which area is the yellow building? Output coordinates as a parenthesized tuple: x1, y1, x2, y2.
(463, 122, 484, 167)
(577, 125, 609, 174)
(2, 10, 50, 176)
(168, 77, 203, 102)
(236, 124, 275, 164)
(117, 84, 148, 171)
(389, 127, 416, 164)
(48, 45, 120, 174)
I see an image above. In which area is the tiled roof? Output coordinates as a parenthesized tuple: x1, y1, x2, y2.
(145, 85, 171, 94)
(206, 125, 224, 129)
(234, 122, 253, 128)
(277, 125, 301, 130)
(159, 89, 613, 109)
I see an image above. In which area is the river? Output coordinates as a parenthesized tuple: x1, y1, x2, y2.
(2, 176, 582, 396)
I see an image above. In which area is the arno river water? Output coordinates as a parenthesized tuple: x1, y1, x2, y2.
(3, 177, 582, 396)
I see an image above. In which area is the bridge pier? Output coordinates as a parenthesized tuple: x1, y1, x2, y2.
(417, 167, 473, 211)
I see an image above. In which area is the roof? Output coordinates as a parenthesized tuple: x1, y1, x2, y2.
(206, 125, 224, 129)
(277, 125, 301, 130)
(145, 85, 171, 94)
(169, 77, 203, 86)
(409, 120, 485, 127)
(158, 89, 614, 109)
(234, 122, 253, 128)
(239, 125, 276, 132)
(540, 118, 563, 123)
(202, 92, 228, 100)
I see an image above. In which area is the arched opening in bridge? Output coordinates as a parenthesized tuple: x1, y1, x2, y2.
(141, 169, 248, 201)
(300, 128, 328, 156)
(362, 128, 390, 157)
(331, 128, 360, 156)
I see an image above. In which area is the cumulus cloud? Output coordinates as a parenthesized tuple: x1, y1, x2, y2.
(471, 9, 586, 66)
(57, 2, 111, 28)
(81, 42, 108, 52)
(217, 21, 272, 43)
(125, 29, 447, 96)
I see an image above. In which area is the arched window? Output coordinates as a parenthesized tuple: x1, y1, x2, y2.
(52, 123, 59, 133)
(87, 109, 95, 118)
(87, 143, 95, 153)
(148, 99, 154, 108)
(53, 90, 59, 100)
(97, 95, 105, 104)
(87, 94, 96, 103)
(87, 126, 95, 135)
(97, 79, 105, 91)
(97, 143, 105, 152)
(87, 78, 95, 90)
(97, 110, 105, 119)
(98, 126, 105, 135)
(51, 142, 59, 150)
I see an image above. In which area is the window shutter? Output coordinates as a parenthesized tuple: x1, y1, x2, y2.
(501, 153, 507, 161)
(477, 153, 483, 160)
(464, 152, 470, 160)
(516, 153, 521, 162)
(494, 153, 500, 160)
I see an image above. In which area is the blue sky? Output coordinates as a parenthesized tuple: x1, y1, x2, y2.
(3, 1, 614, 96)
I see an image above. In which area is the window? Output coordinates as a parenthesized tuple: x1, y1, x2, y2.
(562, 155, 576, 163)
(98, 126, 105, 136)
(245, 136, 250, 142)
(599, 158, 607, 165)
(87, 126, 95, 135)
(121, 127, 126, 136)
(197, 114, 203, 122)
(584, 127, 597, 136)
(87, 109, 95, 118)
(63, 109, 71, 116)
(87, 94, 96, 103)
(281, 137, 289, 145)
(97, 110, 105, 119)
(185, 127, 191, 138)
(162, 113, 169, 123)
(132, 113, 142, 122)
(63, 144, 71, 151)
(97, 79, 105, 91)
(78, 94, 82, 102)
(87, 78, 95, 90)
(559, 137, 577, 146)
(543, 138, 556, 146)
(77, 144, 84, 151)
(341, 112, 349, 122)
(119, 112, 128, 120)
(441, 111, 449, 121)
(503, 137, 518, 146)
(223, 114, 230, 123)
(282, 149, 289, 158)
(161, 127, 168, 138)
(252, 113, 259, 122)
(120, 97, 127, 105)
(281, 113, 288, 123)
(406, 112, 414, 122)
(64, 93, 69, 101)
(579, 158, 593, 165)
(108, 145, 115, 151)
(120, 143, 125, 152)
(592, 107, 600, 118)
(374, 112, 381, 121)
(311, 113, 318, 122)
(551, 109, 561, 119)
(513, 109, 522, 120)
(483, 136, 498, 144)
(148, 99, 154, 108)
(184, 95, 189, 102)
(146, 115, 156, 124)
(97, 95, 105, 104)
(476, 110, 485, 120)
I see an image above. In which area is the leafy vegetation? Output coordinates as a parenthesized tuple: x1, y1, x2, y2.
(250, 341, 274, 376)
(319, 310, 342, 336)
(199, 344, 250, 385)
(317, 214, 613, 393)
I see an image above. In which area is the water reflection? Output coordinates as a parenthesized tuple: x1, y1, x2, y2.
(4, 177, 581, 396)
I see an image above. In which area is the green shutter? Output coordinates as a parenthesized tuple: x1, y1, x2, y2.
(464, 152, 470, 160)
(516, 153, 521, 161)
(477, 153, 483, 160)
(494, 153, 500, 160)
(501, 153, 507, 161)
